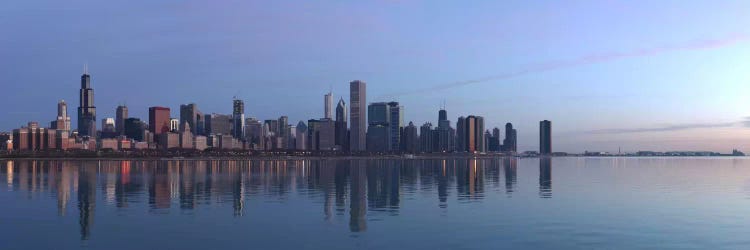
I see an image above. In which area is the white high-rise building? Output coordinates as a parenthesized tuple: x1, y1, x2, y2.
(324, 91, 333, 119)
(349, 80, 366, 151)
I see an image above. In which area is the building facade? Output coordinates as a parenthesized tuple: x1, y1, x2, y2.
(148, 107, 171, 135)
(205, 113, 232, 135)
(180, 103, 203, 135)
(232, 99, 245, 139)
(324, 91, 333, 119)
(387, 102, 403, 152)
(116, 105, 128, 135)
(335, 98, 348, 151)
(540, 120, 552, 155)
(366, 102, 390, 152)
(349, 80, 366, 151)
(77, 68, 97, 137)
(403, 122, 418, 153)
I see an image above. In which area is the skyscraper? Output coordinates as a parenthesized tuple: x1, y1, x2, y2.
(124, 118, 145, 141)
(349, 80, 366, 151)
(335, 98, 348, 150)
(456, 116, 466, 152)
(169, 118, 179, 132)
(180, 103, 203, 135)
(101, 118, 115, 133)
(278, 116, 289, 149)
(503, 123, 517, 152)
(77, 66, 96, 137)
(490, 127, 501, 152)
(116, 105, 128, 135)
(244, 118, 263, 150)
(308, 118, 335, 151)
(466, 116, 477, 152)
(205, 113, 233, 135)
(52, 100, 71, 133)
(366, 102, 390, 152)
(476, 116, 485, 152)
(232, 99, 245, 139)
(403, 122, 418, 153)
(436, 108, 454, 152)
(540, 120, 552, 155)
(148, 107, 170, 135)
(458, 115, 485, 153)
(387, 102, 403, 151)
(324, 91, 333, 119)
(419, 122, 433, 153)
(295, 121, 308, 151)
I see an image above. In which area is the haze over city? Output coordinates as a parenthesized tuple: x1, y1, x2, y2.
(2, 1, 750, 152)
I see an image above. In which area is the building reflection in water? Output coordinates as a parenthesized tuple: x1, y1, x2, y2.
(78, 161, 97, 240)
(504, 158, 517, 195)
(539, 158, 552, 198)
(349, 160, 367, 232)
(0, 157, 541, 238)
(6, 161, 13, 190)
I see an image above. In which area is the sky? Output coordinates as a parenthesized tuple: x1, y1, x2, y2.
(1, 0, 750, 153)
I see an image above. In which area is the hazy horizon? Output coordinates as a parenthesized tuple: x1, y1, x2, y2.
(2, 1, 749, 153)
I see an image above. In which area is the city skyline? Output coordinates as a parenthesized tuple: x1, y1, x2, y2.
(2, 1, 750, 152)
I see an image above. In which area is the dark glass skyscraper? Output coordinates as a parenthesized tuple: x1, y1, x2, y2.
(232, 99, 245, 139)
(77, 67, 96, 137)
(540, 120, 552, 155)
(366, 102, 390, 152)
(180, 103, 203, 135)
(116, 105, 128, 136)
(504, 122, 517, 152)
(335, 98, 348, 150)
(124, 118, 145, 141)
(403, 122, 418, 153)
(387, 102, 403, 151)
(456, 116, 466, 152)
(436, 108, 453, 152)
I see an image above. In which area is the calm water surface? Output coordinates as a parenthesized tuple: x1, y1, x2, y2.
(2, 157, 750, 249)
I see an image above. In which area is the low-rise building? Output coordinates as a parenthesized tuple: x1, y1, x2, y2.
(194, 136, 207, 151)
(159, 132, 179, 150)
(100, 138, 119, 150)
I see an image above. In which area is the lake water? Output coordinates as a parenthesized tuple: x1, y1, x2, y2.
(2, 157, 750, 249)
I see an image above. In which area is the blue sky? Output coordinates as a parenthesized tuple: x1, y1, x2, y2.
(2, 0, 750, 153)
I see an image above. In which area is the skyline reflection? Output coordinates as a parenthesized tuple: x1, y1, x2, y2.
(1, 158, 552, 239)
(539, 158, 552, 198)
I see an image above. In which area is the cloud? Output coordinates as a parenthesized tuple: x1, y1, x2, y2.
(386, 33, 749, 97)
(587, 118, 750, 134)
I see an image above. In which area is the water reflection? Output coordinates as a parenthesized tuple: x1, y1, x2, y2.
(539, 158, 552, 198)
(504, 158, 517, 195)
(1, 158, 551, 239)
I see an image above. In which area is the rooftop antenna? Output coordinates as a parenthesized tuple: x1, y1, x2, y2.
(83, 63, 88, 74)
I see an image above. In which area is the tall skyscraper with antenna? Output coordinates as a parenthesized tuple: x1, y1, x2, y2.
(77, 65, 97, 138)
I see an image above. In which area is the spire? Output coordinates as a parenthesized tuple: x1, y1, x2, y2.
(83, 63, 88, 75)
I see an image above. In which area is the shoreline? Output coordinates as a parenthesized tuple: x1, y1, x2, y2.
(0, 155, 747, 161)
